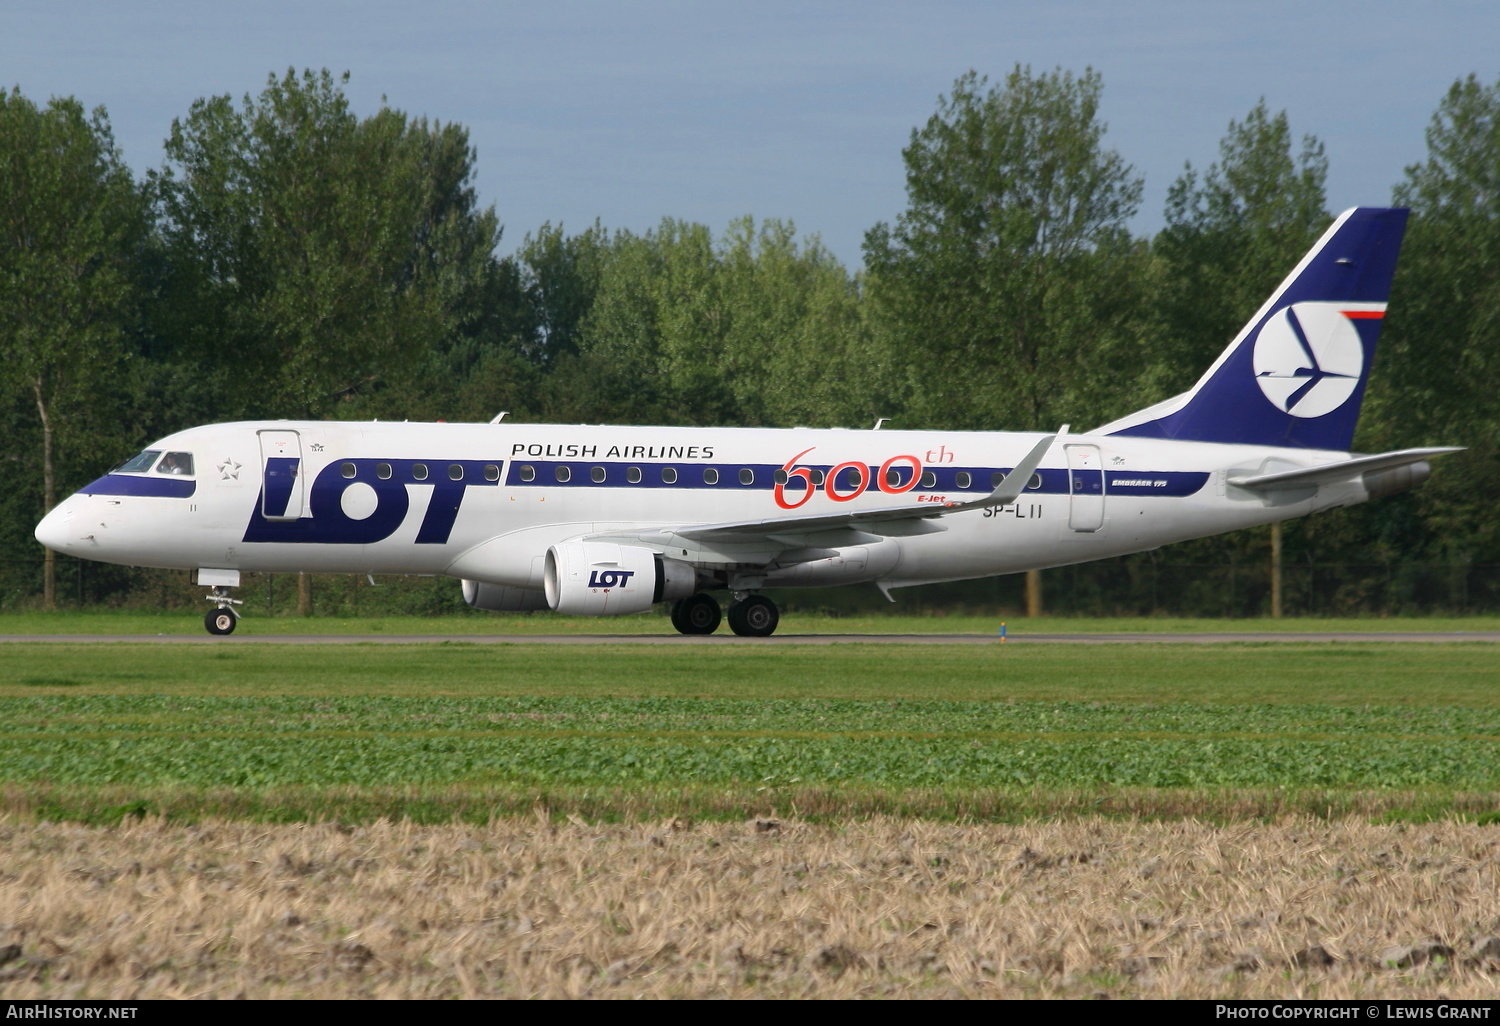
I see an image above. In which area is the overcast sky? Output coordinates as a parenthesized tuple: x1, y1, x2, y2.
(5, 1, 1496, 268)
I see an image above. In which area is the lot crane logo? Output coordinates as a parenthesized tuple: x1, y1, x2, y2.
(1252, 302, 1375, 419)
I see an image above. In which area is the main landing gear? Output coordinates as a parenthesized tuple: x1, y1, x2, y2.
(669, 593, 780, 637)
(670, 593, 721, 635)
(727, 594, 779, 637)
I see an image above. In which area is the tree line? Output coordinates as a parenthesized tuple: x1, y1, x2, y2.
(3, 66, 1498, 614)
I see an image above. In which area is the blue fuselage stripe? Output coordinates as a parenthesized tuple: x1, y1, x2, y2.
(502, 461, 1208, 498)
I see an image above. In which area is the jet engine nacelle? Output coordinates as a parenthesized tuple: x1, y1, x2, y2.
(544, 541, 698, 616)
(461, 579, 550, 612)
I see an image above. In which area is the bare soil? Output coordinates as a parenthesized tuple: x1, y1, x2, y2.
(2, 815, 1498, 999)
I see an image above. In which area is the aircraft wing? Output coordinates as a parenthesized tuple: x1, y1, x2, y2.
(594, 433, 1057, 549)
(1226, 447, 1463, 491)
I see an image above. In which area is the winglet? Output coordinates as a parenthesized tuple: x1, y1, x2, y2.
(974, 431, 1057, 509)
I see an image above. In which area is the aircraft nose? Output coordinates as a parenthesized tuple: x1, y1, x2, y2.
(34, 501, 79, 552)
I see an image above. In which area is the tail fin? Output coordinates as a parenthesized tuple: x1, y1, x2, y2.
(1100, 206, 1409, 450)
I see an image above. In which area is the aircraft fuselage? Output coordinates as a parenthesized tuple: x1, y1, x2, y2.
(35, 419, 1370, 593)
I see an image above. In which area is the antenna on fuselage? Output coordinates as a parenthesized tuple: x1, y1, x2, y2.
(490, 412, 509, 424)
(872, 417, 890, 430)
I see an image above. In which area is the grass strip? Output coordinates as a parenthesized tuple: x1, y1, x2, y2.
(4, 782, 1498, 827)
(4, 696, 1499, 792)
(5, 644, 1496, 824)
(3, 642, 1499, 704)
(3, 610, 1499, 636)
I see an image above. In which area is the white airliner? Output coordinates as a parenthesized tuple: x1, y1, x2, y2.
(35, 207, 1457, 636)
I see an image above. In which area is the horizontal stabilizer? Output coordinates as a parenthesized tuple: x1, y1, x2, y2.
(1226, 447, 1462, 491)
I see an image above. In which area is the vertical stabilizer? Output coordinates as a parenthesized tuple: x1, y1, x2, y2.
(1100, 207, 1408, 450)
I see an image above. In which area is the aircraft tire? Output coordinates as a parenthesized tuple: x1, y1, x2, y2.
(205, 608, 238, 636)
(727, 595, 778, 637)
(673, 594, 721, 635)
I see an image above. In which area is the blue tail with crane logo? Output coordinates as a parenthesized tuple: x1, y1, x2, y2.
(1103, 207, 1409, 450)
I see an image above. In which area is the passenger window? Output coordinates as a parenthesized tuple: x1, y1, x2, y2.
(885, 468, 902, 487)
(377, 463, 392, 480)
(810, 469, 825, 486)
(520, 465, 535, 482)
(703, 468, 719, 485)
(449, 464, 464, 481)
(591, 466, 606, 483)
(956, 471, 972, 489)
(484, 465, 500, 482)
(627, 467, 642, 484)
(774, 469, 789, 485)
(921, 471, 936, 488)
(739, 468, 754, 485)
(662, 467, 678, 484)
(156, 452, 195, 476)
(341, 462, 357, 479)
(991, 471, 1004, 488)
(413, 464, 429, 481)
(555, 465, 571, 483)
(113, 450, 161, 474)
(1028, 473, 1043, 490)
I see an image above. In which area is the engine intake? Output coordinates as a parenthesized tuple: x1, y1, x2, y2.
(544, 541, 697, 615)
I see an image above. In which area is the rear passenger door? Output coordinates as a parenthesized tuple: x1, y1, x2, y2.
(1065, 443, 1105, 533)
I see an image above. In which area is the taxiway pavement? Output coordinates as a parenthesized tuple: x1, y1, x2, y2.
(2, 632, 1497, 645)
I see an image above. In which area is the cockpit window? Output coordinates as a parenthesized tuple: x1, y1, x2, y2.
(155, 452, 195, 476)
(112, 450, 161, 474)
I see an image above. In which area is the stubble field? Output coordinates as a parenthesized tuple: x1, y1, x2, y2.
(4, 815, 1500, 999)
(1, 624, 1498, 997)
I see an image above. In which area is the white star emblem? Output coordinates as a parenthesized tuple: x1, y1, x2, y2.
(218, 458, 242, 480)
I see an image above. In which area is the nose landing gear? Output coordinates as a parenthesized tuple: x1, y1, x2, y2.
(203, 586, 242, 635)
(198, 569, 244, 635)
(204, 602, 239, 635)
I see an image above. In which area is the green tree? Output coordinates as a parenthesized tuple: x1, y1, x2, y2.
(0, 89, 146, 608)
(714, 216, 872, 427)
(153, 69, 502, 419)
(1144, 101, 1334, 614)
(863, 66, 1147, 433)
(518, 221, 608, 366)
(559, 217, 870, 428)
(1374, 73, 1500, 574)
(577, 219, 733, 424)
(449, 220, 613, 425)
(1152, 99, 1329, 395)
